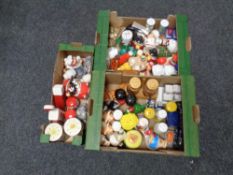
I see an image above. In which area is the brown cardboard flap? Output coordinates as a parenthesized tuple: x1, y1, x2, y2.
(70, 42, 83, 48)
(186, 36, 192, 52)
(40, 124, 44, 131)
(192, 104, 200, 124)
(122, 70, 140, 76)
(167, 15, 176, 28)
(110, 11, 124, 27)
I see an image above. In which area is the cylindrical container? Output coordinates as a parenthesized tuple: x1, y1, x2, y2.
(64, 118, 82, 137)
(45, 123, 63, 142)
(146, 18, 156, 33)
(167, 112, 180, 128)
(165, 101, 177, 112)
(52, 84, 65, 110)
(137, 117, 149, 130)
(156, 87, 164, 107)
(154, 122, 168, 134)
(127, 77, 142, 93)
(143, 79, 159, 96)
(121, 30, 133, 45)
(159, 19, 169, 34)
(155, 109, 167, 122)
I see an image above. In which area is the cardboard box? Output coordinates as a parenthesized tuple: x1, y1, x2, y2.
(40, 42, 94, 146)
(85, 11, 200, 157)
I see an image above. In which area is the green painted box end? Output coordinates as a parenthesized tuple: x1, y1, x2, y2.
(181, 75, 200, 157)
(59, 43, 94, 53)
(40, 134, 50, 143)
(72, 136, 83, 146)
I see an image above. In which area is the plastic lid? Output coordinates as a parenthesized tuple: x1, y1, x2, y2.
(165, 101, 177, 112)
(129, 77, 141, 89)
(113, 109, 123, 120)
(160, 19, 169, 27)
(124, 130, 142, 149)
(121, 30, 133, 41)
(144, 108, 156, 119)
(157, 109, 167, 119)
(147, 18, 155, 26)
(45, 123, 63, 142)
(146, 79, 159, 90)
(120, 113, 139, 131)
(64, 118, 82, 137)
(112, 121, 122, 132)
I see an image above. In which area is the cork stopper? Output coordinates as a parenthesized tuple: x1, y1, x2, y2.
(146, 79, 159, 90)
(129, 77, 141, 89)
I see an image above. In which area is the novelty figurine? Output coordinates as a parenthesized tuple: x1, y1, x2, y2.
(63, 69, 76, 80)
(144, 129, 167, 150)
(64, 55, 82, 69)
(125, 92, 137, 106)
(65, 78, 89, 99)
(115, 89, 127, 101)
(108, 132, 126, 147)
(128, 57, 147, 71)
(76, 103, 88, 121)
(66, 97, 80, 110)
